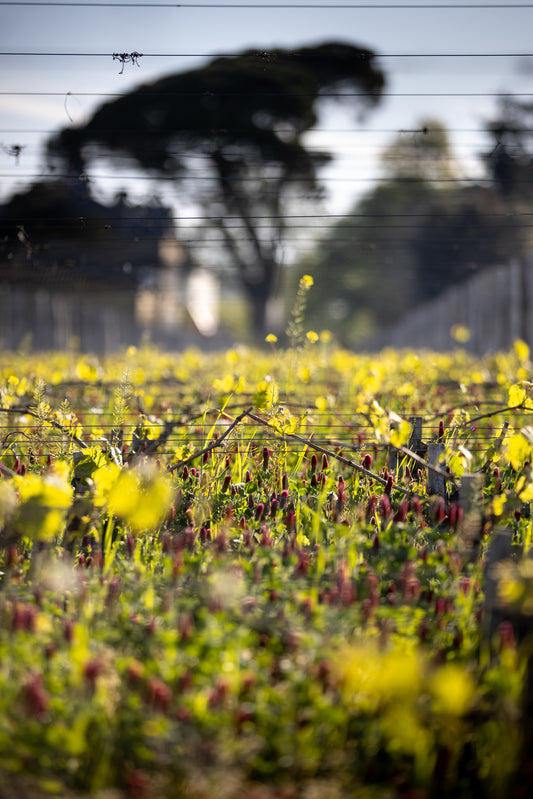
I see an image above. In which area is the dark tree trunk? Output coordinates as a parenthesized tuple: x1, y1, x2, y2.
(243, 254, 278, 341)
(247, 282, 270, 341)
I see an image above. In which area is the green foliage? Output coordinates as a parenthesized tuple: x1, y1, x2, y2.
(110, 372, 132, 451)
(285, 274, 315, 348)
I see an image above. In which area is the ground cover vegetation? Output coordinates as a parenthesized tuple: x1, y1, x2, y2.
(1, 328, 533, 797)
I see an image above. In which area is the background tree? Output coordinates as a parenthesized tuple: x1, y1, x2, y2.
(479, 97, 533, 343)
(483, 97, 533, 203)
(411, 186, 520, 301)
(481, 96, 533, 259)
(302, 119, 520, 347)
(380, 118, 458, 183)
(300, 177, 438, 344)
(47, 43, 385, 339)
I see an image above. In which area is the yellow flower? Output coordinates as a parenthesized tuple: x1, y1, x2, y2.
(300, 274, 314, 290)
(254, 378, 279, 410)
(430, 665, 475, 716)
(337, 644, 421, 709)
(92, 462, 121, 507)
(506, 431, 532, 471)
(514, 339, 530, 363)
(213, 374, 235, 394)
(94, 462, 173, 532)
(498, 574, 524, 606)
(306, 330, 319, 344)
(451, 324, 471, 343)
(265, 334, 278, 344)
(0, 481, 17, 527)
(107, 470, 139, 520)
(13, 468, 73, 541)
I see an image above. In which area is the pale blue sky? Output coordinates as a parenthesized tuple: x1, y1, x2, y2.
(1, 0, 532, 213)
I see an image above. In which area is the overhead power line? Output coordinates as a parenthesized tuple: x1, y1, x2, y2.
(4, 211, 533, 222)
(0, 171, 513, 184)
(6, 211, 533, 220)
(1, 50, 532, 57)
(1, 2, 533, 8)
(3, 218, 531, 230)
(2, 91, 533, 98)
(0, 127, 502, 134)
(0, 227, 529, 239)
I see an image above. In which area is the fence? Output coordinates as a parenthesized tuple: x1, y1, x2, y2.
(0, 284, 143, 353)
(373, 256, 533, 355)
(0, 277, 222, 354)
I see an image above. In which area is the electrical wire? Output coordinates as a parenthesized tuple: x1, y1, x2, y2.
(3, 210, 533, 222)
(1, 51, 532, 57)
(1, 2, 533, 8)
(0, 127, 512, 134)
(0, 172, 511, 183)
(2, 90, 532, 98)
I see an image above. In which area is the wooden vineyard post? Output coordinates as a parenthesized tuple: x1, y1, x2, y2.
(483, 526, 513, 641)
(458, 472, 484, 557)
(483, 526, 533, 794)
(387, 426, 398, 475)
(427, 442, 446, 498)
(409, 416, 424, 456)
(388, 416, 426, 480)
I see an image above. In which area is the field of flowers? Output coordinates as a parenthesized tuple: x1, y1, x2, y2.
(1, 332, 533, 798)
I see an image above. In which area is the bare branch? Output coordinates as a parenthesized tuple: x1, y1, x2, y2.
(0, 406, 87, 450)
(245, 410, 420, 498)
(167, 406, 253, 473)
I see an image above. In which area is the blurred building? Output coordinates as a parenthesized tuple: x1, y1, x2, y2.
(0, 180, 219, 351)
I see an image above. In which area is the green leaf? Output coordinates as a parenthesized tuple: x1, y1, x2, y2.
(73, 446, 109, 480)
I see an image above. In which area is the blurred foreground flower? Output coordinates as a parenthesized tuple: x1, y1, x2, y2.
(93, 461, 173, 532)
(13, 464, 73, 541)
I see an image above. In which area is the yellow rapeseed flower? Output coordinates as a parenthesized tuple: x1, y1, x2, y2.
(13, 467, 73, 541)
(451, 324, 471, 343)
(430, 664, 475, 716)
(94, 462, 173, 532)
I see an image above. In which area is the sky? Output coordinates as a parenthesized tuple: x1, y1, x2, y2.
(1, 0, 532, 219)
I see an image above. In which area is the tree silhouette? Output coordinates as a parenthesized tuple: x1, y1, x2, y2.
(47, 43, 385, 338)
(301, 120, 521, 348)
(483, 97, 533, 201)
